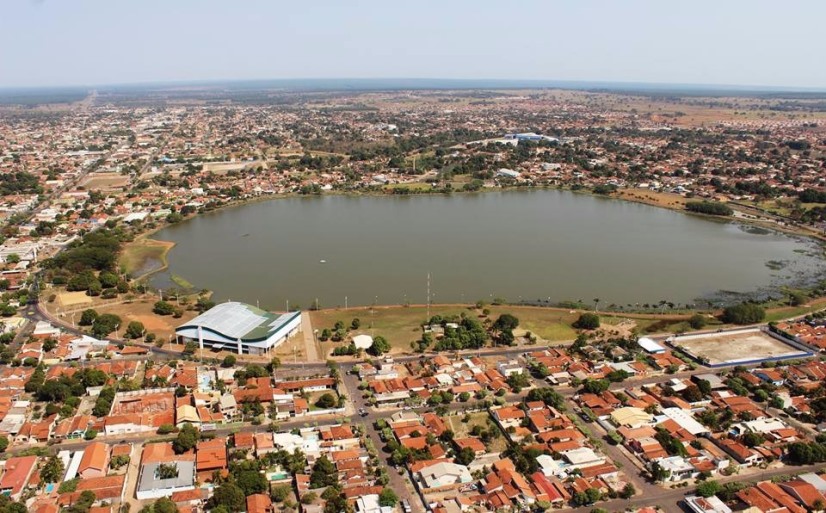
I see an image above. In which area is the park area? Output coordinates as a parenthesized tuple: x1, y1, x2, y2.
(674, 328, 809, 366)
(310, 304, 606, 355)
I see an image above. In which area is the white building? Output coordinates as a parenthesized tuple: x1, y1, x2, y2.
(176, 302, 302, 355)
(638, 337, 665, 354)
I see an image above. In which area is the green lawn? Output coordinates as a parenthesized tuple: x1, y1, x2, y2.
(311, 305, 470, 353)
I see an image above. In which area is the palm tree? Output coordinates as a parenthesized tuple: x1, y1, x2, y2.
(593, 298, 600, 313)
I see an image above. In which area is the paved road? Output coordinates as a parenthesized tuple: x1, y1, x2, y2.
(341, 369, 427, 513)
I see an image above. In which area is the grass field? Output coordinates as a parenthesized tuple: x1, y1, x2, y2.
(120, 237, 174, 278)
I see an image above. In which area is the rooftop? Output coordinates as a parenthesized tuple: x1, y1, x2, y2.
(177, 302, 300, 342)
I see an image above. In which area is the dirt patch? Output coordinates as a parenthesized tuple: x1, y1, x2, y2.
(617, 189, 687, 211)
(79, 172, 130, 190)
(57, 291, 93, 308)
(675, 329, 807, 365)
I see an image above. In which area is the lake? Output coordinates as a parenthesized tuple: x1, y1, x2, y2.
(150, 190, 824, 309)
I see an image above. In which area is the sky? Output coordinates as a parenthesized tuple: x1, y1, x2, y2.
(1, 0, 825, 89)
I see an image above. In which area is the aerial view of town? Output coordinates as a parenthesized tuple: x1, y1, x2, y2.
(0, 2, 825, 513)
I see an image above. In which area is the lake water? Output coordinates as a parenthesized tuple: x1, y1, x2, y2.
(150, 190, 824, 309)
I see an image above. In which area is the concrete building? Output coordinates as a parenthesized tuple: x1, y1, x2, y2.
(176, 302, 302, 355)
(136, 460, 196, 500)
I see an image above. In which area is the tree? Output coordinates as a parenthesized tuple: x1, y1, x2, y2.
(526, 387, 565, 409)
(689, 314, 707, 330)
(157, 463, 179, 480)
(79, 309, 98, 326)
(98, 271, 119, 289)
(210, 482, 246, 512)
(41, 455, 65, 483)
(222, 355, 236, 368)
(84, 429, 97, 440)
(650, 461, 671, 482)
(310, 455, 337, 488)
(315, 393, 337, 409)
(619, 483, 636, 499)
(91, 313, 121, 338)
(493, 314, 519, 332)
(173, 424, 199, 454)
(0, 436, 8, 452)
(149, 498, 179, 513)
(696, 480, 722, 498)
(351, 318, 361, 329)
(573, 313, 600, 330)
(454, 446, 476, 466)
(721, 303, 765, 325)
(271, 485, 292, 502)
(153, 300, 175, 315)
(367, 335, 390, 356)
(572, 488, 602, 506)
(235, 469, 268, 495)
(125, 321, 145, 339)
(378, 489, 398, 508)
(272, 485, 291, 502)
(581, 379, 610, 394)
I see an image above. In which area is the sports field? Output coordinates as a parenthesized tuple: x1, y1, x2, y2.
(675, 328, 807, 365)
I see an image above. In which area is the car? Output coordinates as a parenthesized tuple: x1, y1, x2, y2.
(401, 499, 412, 513)
(358, 408, 367, 417)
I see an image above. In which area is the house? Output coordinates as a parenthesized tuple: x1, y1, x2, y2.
(655, 455, 697, 482)
(247, 493, 275, 513)
(79, 442, 110, 480)
(610, 407, 653, 429)
(715, 438, 763, 467)
(219, 394, 237, 421)
(0, 455, 38, 500)
(683, 495, 732, 513)
(196, 437, 227, 477)
(415, 461, 472, 490)
(779, 480, 826, 510)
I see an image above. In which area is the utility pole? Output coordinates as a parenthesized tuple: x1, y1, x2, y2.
(427, 272, 431, 321)
(345, 296, 348, 309)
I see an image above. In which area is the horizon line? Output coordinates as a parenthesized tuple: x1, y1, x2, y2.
(2, 76, 826, 94)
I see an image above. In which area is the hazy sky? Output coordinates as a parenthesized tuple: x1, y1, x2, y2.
(2, 0, 825, 89)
